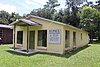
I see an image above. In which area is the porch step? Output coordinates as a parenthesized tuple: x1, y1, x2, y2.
(10, 49, 37, 54)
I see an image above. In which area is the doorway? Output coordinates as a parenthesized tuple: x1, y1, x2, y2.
(29, 31, 35, 49)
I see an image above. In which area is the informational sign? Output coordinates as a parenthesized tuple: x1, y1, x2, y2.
(48, 29, 61, 44)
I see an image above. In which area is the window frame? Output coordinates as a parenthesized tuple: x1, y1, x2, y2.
(17, 31, 23, 44)
(65, 30, 70, 48)
(37, 30, 47, 47)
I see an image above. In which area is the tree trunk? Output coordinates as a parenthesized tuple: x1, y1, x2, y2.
(98, 36, 100, 41)
(89, 31, 93, 43)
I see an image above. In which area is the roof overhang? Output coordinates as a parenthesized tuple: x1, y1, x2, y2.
(0, 24, 13, 29)
(9, 19, 42, 26)
(27, 15, 88, 33)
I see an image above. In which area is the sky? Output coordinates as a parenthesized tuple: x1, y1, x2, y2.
(0, 0, 96, 16)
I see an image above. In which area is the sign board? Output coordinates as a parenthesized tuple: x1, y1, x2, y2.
(48, 29, 61, 44)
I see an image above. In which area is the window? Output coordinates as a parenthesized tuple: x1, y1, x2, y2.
(73, 32, 76, 47)
(17, 31, 23, 44)
(0, 30, 3, 37)
(38, 30, 47, 47)
(65, 30, 70, 48)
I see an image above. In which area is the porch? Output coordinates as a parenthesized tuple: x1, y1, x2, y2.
(11, 49, 37, 54)
(10, 19, 42, 54)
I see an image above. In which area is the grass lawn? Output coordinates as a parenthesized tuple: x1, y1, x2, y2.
(0, 43, 100, 67)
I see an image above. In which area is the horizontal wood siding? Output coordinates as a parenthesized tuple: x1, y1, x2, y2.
(0, 28, 13, 44)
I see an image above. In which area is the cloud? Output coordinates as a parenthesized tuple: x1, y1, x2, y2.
(0, 3, 17, 14)
(33, 0, 48, 5)
(25, 0, 47, 5)
(25, 0, 34, 5)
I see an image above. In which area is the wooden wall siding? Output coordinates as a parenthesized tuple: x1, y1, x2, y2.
(0, 28, 13, 44)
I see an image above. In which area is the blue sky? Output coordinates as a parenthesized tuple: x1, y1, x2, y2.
(0, 0, 96, 16)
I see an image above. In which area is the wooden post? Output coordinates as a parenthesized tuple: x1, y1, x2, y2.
(27, 25, 29, 53)
(14, 25, 16, 50)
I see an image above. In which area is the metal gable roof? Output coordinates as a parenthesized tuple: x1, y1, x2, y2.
(0, 24, 13, 28)
(27, 15, 88, 33)
(10, 19, 42, 26)
(10, 15, 88, 33)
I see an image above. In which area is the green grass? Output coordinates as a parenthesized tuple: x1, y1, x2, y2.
(0, 43, 100, 67)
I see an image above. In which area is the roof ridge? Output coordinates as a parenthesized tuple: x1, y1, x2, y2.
(27, 15, 87, 33)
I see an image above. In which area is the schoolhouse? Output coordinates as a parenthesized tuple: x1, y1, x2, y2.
(10, 15, 89, 54)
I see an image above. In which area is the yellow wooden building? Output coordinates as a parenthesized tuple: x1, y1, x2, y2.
(10, 15, 89, 54)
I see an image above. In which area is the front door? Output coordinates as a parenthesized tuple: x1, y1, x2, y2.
(29, 31, 35, 49)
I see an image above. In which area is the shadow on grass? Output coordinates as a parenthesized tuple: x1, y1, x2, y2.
(40, 45, 90, 58)
(6, 45, 90, 58)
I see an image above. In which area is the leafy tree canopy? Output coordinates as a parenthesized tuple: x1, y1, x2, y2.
(0, 10, 22, 24)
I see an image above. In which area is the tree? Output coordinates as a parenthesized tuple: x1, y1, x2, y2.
(54, 8, 79, 25)
(65, 0, 88, 27)
(0, 10, 10, 24)
(44, 0, 60, 14)
(30, 8, 52, 19)
(79, 6, 100, 41)
(96, 0, 100, 5)
(29, 0, 60, 20)
(54, 9, 64, 22)
(0, 10, 22, 24)
(9, 12, 22, 24)
(94, 0, 100, 11)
